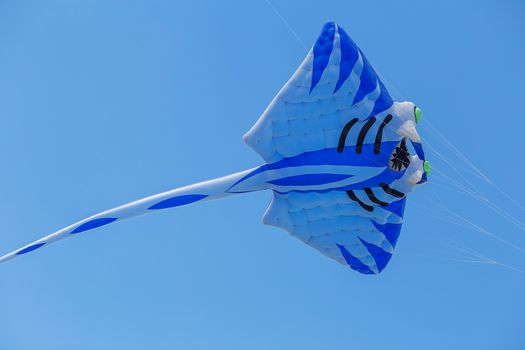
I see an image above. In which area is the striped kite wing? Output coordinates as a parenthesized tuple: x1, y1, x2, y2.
(243, 22, 394, 163)
(263, 189, 406, 274)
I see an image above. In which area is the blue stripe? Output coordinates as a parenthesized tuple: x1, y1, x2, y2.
(148, 194, 208, 210)
(16, 242, 46, 255)
(268, 173, 353, 186)
(352, 54, 378, 105)
(383, 198, 406, 218)
(335, 25, 393, 113)
(71, 217, 118, 234)
(369, 80, 393, 117)
(334, 25, 359, 93)
(371, 221, 402, 247)
(271, 168, 404, 195)
(417, 172, 428, 184)
(230, 141, 400, 190)
(411, 141, 425, 160)
(359, 238, 392, 273)
(310, 22, 336, 93)
(337, 244, 374, 274)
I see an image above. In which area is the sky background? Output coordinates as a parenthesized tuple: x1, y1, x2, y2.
(1, 1, 524, 349)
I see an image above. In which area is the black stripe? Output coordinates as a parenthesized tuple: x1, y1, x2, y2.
(337, 118, 359, 153)
(374, 114, 393, 155)
(364, 188, 388, 206)
(356, 117, 376, 154)
(380, 183, 405, 198)
(346, 190, 374, 212)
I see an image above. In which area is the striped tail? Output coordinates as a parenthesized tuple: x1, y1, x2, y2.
(0, 168, 256, 264)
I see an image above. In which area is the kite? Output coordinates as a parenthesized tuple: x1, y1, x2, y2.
(0, 22, 430, 274)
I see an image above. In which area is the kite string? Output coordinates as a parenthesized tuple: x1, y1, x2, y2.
(413, 132, 525, 233)
(412, 210, 525, 275)
(262, 0, 307, 50)
(419, 122, 525, 215)
(443, 238, 525, 275)
(379, 93, 525, 233)
(378, 49, 525, 217)
(418, 185, 525, 254)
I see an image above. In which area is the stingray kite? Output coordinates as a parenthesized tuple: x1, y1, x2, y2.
(0, 22, 430, 274)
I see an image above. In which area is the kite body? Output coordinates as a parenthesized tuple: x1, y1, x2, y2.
(0, 22, 429, 274)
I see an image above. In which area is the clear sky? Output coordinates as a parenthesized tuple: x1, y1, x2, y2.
(1, 1, 524, 349)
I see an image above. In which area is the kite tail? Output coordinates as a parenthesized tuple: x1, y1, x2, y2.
(0, 167, 259, 264)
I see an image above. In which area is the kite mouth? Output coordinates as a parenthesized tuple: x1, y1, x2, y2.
(388, 138, 410, 171)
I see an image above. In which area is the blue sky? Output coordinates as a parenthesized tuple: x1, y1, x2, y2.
(1, 1, 524, 349)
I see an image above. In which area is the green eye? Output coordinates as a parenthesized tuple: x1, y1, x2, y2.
(423, 160, 432, 173)
(415, 106, 422, 124)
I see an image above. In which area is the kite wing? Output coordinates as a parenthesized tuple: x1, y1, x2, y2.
(244, 22, 394, 163)
(264, 190, 406, 274)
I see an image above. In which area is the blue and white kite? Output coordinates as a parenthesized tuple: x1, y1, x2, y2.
(0, 22, 430, 274)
